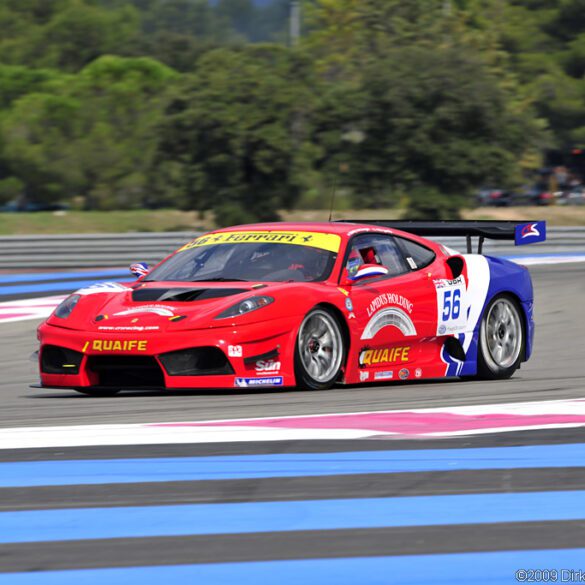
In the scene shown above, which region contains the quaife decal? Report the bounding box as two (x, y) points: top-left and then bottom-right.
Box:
(374, 371), (393, 380)
(82, 340), (147, 352)
(359, 346), (410, 367)
(255, 359), (281, 374)
(180, 231), (341, 253)
(234, 377), (283, 387)
(434, 276), (467, 335)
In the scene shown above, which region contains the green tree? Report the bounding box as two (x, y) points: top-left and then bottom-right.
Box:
(1, 56), (178, 209)
(306, 1), (544, 217)
(156, 46), (317, 224)
(0, 0), (140, 71)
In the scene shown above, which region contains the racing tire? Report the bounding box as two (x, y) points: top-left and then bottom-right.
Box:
(477, 295), (525, 380)
(294, 307), (345, 390)
(75, 388), (121, 397)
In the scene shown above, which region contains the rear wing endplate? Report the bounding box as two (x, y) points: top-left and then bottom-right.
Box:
(335, 220), (547, 254)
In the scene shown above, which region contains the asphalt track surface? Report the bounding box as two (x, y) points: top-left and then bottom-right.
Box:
(1, 263), (583, 428)
(1, 262), (585, 583)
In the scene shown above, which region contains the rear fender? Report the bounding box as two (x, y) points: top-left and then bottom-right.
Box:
(456, 255), (534, 377)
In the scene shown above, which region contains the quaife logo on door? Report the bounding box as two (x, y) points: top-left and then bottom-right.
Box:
(359, 346), (410, 367)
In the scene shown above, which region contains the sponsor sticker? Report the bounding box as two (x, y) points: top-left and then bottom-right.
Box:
(228, 345), (243, 358)
(113, 305), (175, 318)
(345, 298), (354, 312)
(434, 275), (467, 335)
(255, 359), (281, 375)
(359, 346), (410, 367)
(82, 339), (147, 353)
(347, 257), (361, 277)
(366, 293), (413, 317)
(361, 306), (417, 340)
(406, 257), (417, 270)
(398, 368), (410, 380)
(415, 368), (423, 378)
(234, 377), (284, 388)
(179, 231), (341, 253)
(514, 221), (546, 246)
(374, 371), (394, 380)
(359, 371), (370, 382)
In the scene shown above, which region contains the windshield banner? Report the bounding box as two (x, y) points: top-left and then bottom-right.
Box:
(179, 231), (341, 253)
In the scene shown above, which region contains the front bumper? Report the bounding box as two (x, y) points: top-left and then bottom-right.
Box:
(37, 317), (299, 390)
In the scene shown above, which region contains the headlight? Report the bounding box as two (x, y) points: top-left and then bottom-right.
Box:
(215, 295), (274, 319)
(54, 294), (80, 319)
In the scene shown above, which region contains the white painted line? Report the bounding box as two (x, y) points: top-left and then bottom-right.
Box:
(1, 398), (585, 448)
(509, 256), (585, 266)
(0, 425), (375, 449)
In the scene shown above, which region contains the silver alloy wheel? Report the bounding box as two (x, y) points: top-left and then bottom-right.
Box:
(298, 309), (343, 384)
(482, 297), (522, 370)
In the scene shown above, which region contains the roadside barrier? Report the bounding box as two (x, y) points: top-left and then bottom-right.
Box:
(0, 227), (584, 270)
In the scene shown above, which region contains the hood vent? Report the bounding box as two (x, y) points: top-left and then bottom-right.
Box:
(132, 287), (247, 303)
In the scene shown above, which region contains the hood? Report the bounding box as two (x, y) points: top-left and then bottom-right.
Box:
(47, 281), (270, 333)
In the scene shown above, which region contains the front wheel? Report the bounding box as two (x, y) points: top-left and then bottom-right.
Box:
(294, 308), (345, 390)
(477, 295), (525, 379)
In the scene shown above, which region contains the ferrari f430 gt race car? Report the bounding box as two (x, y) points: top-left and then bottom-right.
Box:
(36, 220), (545, 395)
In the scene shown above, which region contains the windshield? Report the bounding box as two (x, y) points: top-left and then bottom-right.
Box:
(145, 230), (341, 283)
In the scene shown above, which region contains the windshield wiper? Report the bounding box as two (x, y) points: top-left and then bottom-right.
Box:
(190, 278), (249, 282)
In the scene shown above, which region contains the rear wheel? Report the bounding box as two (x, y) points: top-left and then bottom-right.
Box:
(294, 308), (345, 390)
(477, 295), (524, 379)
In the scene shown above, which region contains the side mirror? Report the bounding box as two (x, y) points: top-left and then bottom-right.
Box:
(341, 263), (389, 285)
(130, 262), (150, 278)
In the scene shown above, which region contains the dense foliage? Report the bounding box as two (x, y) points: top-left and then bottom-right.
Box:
(0, 0), (582, 221)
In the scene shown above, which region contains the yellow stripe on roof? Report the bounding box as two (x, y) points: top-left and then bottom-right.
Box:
(179, 231), (341, 253)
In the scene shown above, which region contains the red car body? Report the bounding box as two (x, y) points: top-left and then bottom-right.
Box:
(37, 221), (536, 392)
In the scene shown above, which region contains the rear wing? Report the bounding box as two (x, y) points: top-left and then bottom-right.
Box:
(335, 220), (546, 254)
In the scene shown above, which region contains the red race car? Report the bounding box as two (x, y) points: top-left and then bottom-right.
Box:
(37, 220), (544, 395)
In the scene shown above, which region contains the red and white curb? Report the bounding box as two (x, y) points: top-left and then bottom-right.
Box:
(0, 296), (65, 324)
(2, 398), (585, 449)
